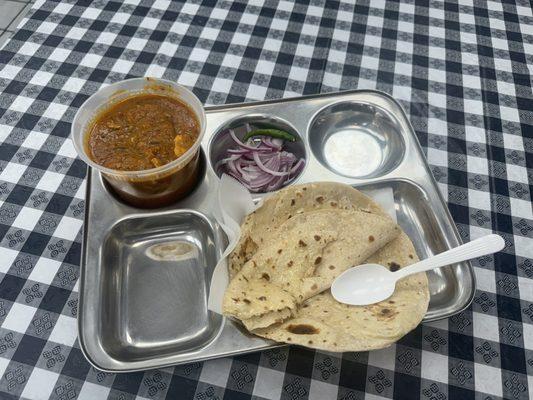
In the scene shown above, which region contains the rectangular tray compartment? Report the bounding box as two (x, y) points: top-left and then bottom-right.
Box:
(99, 211), (223, 362)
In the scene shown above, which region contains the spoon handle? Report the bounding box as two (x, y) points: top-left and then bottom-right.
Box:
(395, 234), (505, 279)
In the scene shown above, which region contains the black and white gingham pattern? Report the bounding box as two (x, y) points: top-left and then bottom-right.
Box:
(0, 0), (531, 399)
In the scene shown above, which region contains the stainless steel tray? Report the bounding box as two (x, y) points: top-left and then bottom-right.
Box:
(79, 90), (475, 372)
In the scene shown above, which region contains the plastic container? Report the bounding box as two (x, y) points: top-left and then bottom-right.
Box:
(72, 77), (206, 208)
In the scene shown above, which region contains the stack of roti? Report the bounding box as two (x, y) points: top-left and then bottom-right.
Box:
(223, 182), (429, 352)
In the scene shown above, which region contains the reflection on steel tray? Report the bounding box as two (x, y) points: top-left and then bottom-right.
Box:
(79, 90), (475, 372)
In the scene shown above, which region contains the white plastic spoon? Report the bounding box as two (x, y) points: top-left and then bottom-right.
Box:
(331, 234), (505, 306)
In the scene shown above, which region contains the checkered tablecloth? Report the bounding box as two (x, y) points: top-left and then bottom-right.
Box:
(0, 0), (531, 399)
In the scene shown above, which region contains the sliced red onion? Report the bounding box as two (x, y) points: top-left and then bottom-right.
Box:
(218, 126), (305, 192)
(252, 152), (290, 177)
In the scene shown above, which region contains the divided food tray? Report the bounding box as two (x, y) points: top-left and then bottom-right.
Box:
(79, 90), (475, 372)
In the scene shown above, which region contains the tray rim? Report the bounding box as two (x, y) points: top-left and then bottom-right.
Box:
(78, 88), (476, 372)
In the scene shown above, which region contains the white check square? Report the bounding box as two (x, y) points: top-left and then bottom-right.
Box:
(473, 312), (500, 342)
(322, 72), (341, 89)
(295, 44), (314, 58)
(474, 364), (502, 396)
(177, 71), (199, 87)
(189, 48), (210, 63)
(21, 367), (59, 400)
(113, 59), (134, 74)
(28, 258), (61, 285)
(421, 351), (448, 383)
(36, 170), (64, 193)
(48, 315), (78, 347)
(42, 103), (68, 121)
(252, 366), (284, 399)
(523, 323), (533, 351)
(0, 247), (18, 274)
(48, 48), (70, 63)
(18, 42), (40, 57)
(0, 163), (25, 184)
(81, 53), (102, 69)
(78, 381), (110, 400)
(62, 77), (86, 93)
(145, 64), (166, 79)
(474, 266), (496, 293)
(368, 345), (396, 371)
(289, 66), (308, 82)
(53, 216), (83, 241)
(127, 37), (148, 51)
(10, 96), (33, 113)
(309, 380), (338, 400)
(12, 207), (43, 232)
(466, 155), (488, 175)
(96, 31), (117, 46)
(139, 17), (160, 30)
(263, 38), (282, 52)
(256, 60), (275, 76)
(245, 84), (267, 101)
(468, 189), (491, 212)
(110, 12), (130, 25)
(29, 71), (54, 87)
(2, 303), (36, 334)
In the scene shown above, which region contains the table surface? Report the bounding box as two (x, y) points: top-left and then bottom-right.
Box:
(0, 0), (531, 399)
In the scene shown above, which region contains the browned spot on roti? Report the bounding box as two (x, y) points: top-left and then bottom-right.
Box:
(328, 265), (335, 270)
(330, 201), (337, 207)
(368, 235), (375, 242)
(286, 282), (290, 286)
(299, 240), (307, 247)
(408, 254), (414, 259)
(315, 196), (324, 204)
(231, 298), (239, 302)
(291, 199), (295, 206)
(258, 296), (266, 301)
(314, 256), (322, 265)
(381, 308), (390, 315)
(314, 235), (321, 241)
(287, 261), (293, 267)
(388, 262), (401, 272)
(302, 303), (308, 308)
(287, 337), (292, 341)
(288, 214), (292, 219)
(389, 300), (395, 304)
(277, 249), (282, 254)
(243, 299), (251, 304)
(286, 324), (319, 335)
(261, 273), (270, 281)
(311, 284), (318, 290)
(242, 276), (248, 282)
(308, 340), (313, 344)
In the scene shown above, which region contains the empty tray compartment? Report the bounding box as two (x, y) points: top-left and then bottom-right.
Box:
(99, 210), (223, 362)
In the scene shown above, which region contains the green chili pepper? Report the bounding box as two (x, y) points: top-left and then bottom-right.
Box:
(243, 129), (297, 142)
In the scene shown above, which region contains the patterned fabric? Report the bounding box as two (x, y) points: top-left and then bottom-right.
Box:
(0, 0), (531, 399)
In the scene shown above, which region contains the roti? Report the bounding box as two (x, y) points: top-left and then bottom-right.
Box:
(229, 182), (387, 278)
(223, 209), (400, 330)
(223, 182), (430, 351)
(252, 232), (429, 351)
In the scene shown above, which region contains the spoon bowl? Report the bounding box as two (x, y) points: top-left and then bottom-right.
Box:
(331, 263), (397, 305)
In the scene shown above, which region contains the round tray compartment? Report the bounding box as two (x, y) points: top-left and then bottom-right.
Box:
(308, 101), (405, 179)
(208, 115), (307, 189)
